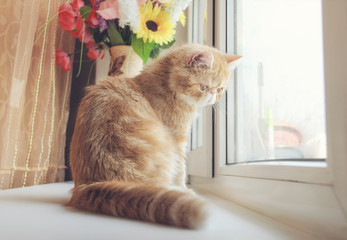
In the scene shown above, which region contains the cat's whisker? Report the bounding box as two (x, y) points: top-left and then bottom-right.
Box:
(212, 103), (218, 112)
(212, 102), (226, 116)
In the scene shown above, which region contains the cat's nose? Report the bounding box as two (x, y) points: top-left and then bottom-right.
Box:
(210, 90), (217, 95)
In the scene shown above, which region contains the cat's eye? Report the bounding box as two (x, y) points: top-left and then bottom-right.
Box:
(199, 84), (209, 92)
(217, 87), (224, 94)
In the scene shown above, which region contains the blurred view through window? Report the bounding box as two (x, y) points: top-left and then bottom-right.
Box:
(227, 0), (326, 163)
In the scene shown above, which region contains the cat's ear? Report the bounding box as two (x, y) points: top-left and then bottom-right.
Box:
(225, 55), (242, 71)
(188, 52), (214, 69)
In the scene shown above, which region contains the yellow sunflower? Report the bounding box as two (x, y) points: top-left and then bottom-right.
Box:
(179, 12), (186, 26)
(136, 3), (175, 45)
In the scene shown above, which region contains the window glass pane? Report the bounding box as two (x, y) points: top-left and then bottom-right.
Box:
(227, 0), (326, 163)
(190, 0), (208, 151)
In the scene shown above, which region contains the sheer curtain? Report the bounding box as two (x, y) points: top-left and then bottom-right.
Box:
(0, 0), (75, 189)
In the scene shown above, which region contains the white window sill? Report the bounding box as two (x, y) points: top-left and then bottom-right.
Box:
(0, 182), (316, 240)
(233, 160), (327, 167)
(190, 174), (347, 240)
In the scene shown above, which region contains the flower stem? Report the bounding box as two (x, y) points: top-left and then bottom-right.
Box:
(87, 61), (96, 86)
(33, 10), (65, 46)
(76, 23), (85, 78)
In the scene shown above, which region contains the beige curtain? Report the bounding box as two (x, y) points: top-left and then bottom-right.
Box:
(0, 0), (75, 189)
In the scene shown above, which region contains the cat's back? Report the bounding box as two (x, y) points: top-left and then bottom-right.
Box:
(71, 75), (175, 185)
(78, 76), (156, 125)
(84, 76), (144, 109)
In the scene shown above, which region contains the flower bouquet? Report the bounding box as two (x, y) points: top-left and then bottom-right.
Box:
(55, 0), (191, 72)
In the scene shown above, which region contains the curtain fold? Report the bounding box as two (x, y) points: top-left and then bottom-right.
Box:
(0, 0), (75, 189)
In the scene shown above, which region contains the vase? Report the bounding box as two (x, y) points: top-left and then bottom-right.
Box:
(108, 45), (143, 78)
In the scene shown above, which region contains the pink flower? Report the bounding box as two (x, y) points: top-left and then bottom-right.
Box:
(55, 49), (71, 71)
(86, 8), (100, 28)
(97, 0), (119, 20)
(58, 4), (77, 31)
(70, 0), (84, 12)
(70, 13), (93, 43)
(86, 42), (105, 60)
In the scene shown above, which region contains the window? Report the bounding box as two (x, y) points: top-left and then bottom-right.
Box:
(186, 0), (214, 177)
(213, 0), (330, 183)
(188, 0), (208, 152)
(227, 0), (326, 164)
(188, 1), (347, 238)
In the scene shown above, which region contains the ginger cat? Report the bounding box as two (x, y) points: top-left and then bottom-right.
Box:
(68, 43), (241, 228)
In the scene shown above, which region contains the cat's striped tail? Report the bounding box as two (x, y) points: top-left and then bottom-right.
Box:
(67, 181), (208, 229)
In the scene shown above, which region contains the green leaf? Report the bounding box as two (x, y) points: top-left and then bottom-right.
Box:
(131, 35), (155, 63)
(160, 39), (176, 49)
(150, 44), (160, 59)
(108, 21), (125, 46)
(79, 6), (91, 19)
(149, 40), (176, 59)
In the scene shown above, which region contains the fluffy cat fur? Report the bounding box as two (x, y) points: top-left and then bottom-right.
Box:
(68, 43), (241, 228)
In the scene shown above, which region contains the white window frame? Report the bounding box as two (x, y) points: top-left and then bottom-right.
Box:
(189, 0), (347, 238)
(186, 0), (214, 177)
